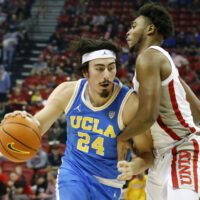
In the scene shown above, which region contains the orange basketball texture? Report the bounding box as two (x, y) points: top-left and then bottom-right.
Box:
(0, 115), (41, 162)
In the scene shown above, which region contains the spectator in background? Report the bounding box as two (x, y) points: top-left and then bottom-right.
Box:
(24, 68), (42, 90)
(124, 173), (147, 200)
(33, 54), (47, 69)
(8, 85), (27, 111)
(0, 180), (8, 200)
(56, 114), (67, 144)
(171, 50), (200, 94)
(49, 32), (63, 51)
(0, 166), (8, 184)
(31, 173), (47, 200)
(0, 5), (7, 25)
(48, 144), (63, 169)
(14, 165), (34, 199)
(2, 26), (19, 69)
(0, 65), (11, 117)
(27, 148), (48, 171)
(31, 89), (43, 104)
(176, 31), (187, 47)
(171, 51), (189, 69)
(54, 67), (69, 85)
(0, 65), (11, 98)
(7, 171), (29, 200)
(171, 50), (190, 77)
(0, 166), (8, 200)
(47, 121), (65, 143)
(92, 11), (106, 27)
(36, 170), (57, 200)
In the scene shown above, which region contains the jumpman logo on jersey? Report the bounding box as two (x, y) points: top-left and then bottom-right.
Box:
(113, 192), (117, 199)
(103, 51), (107, 55)
(74, 105), (81, 112)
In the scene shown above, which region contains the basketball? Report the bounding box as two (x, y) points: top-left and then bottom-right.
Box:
(0, 115), (41, 162)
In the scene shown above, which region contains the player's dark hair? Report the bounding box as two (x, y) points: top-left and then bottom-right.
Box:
(72, 38), (121, 75)
(138, 2), (174, 39)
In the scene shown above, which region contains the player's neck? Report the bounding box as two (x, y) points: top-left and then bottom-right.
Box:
(138, 37), (162, 54)
(87, 85), (114, 107)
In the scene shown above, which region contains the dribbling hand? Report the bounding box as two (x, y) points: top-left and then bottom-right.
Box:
(3, 111), (40, 127)
(4, 111), (32, 118)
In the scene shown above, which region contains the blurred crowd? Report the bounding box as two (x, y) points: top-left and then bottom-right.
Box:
(0, 0), (200, 199)
(0, 0), (34, 70)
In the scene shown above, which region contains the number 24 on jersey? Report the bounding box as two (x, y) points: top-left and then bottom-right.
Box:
(77, 132), (104, 156)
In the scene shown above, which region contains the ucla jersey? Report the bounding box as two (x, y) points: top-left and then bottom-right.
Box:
(62, 79), (133, 179)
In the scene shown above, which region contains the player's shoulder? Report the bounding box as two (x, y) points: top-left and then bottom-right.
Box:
(51, 80), (79, 100)
(57, 80), (78, 91)
(137, 47), (166, 65)
(136, 48), (167, 74)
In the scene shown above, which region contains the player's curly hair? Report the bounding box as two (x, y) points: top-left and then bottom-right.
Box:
(72, 38), (121, 75)
(138, 2), (174, 39)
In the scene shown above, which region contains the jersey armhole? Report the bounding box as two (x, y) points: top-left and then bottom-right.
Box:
(148, 46), (178, 86)
(118, 89), (134, 131)
(64, 80), (81, 115)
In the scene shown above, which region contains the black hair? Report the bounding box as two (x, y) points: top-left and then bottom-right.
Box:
(138, 2), (174, 39)
(72, 38), (121, 75)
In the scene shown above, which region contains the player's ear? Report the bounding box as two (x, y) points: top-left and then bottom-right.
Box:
(146, 24), (156, 35)
(83, 70), (88, 78)
(82, 62), (89, 78)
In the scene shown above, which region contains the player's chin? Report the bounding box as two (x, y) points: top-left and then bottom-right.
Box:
(127, 41), (133, 48)
(99, 89), (110, 98)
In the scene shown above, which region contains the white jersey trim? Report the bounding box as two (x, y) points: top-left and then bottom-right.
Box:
(64, 80), (81, 115)
(94, 175), (125, 188)
(148, 46), (179, 86)
(56, 169), (60, 200)
(118, 89), (134, 130)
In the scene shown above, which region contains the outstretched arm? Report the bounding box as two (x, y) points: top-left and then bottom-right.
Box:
(180, 78), (200, 124)
(34, 81), (76, 135)
(3, 81), (76, 136)
(34, 83), (70, 135)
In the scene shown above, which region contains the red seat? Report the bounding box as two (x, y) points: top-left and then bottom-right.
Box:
(2, 161), (16, 172)
(23, 168), (34, 183)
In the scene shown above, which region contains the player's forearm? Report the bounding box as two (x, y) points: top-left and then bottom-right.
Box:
(34, 114), (54, 136)
(130, 152), (153, 175)
(34, 106), (63, 136)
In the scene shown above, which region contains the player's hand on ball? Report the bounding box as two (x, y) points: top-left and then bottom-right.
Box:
(4, 110), (32, 119)
(117, 161), (134, 181)
(0, 111), (41, 162)
(3, 111), (40, 127)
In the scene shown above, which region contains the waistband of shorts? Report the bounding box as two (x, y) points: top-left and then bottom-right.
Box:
(94, 175), (125, 188)
(153, 134), (200, 157)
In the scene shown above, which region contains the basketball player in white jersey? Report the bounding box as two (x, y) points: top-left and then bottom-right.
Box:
(117, 2), (200, 200)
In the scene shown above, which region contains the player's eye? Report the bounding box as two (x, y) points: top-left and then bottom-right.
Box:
(96, 67), (104, 71)
(108, 65), (115, 71)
